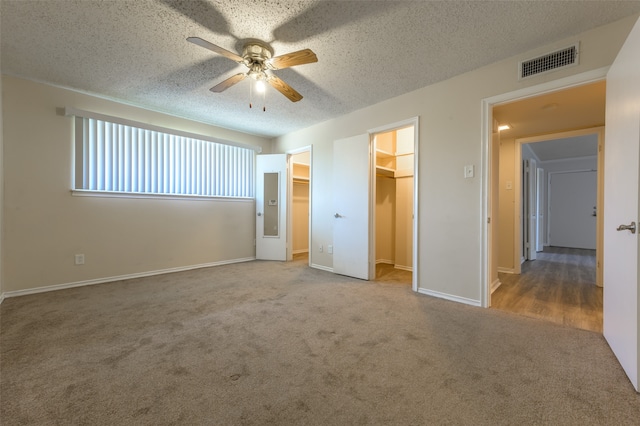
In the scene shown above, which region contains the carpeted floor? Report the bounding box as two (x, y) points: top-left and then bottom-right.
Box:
(1, 259), (638, 425)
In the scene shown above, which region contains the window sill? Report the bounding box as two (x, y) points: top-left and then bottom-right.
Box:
(71, 189), (254, 202)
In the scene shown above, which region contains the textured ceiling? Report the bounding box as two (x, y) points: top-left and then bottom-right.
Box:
(2, 1), (639, 138)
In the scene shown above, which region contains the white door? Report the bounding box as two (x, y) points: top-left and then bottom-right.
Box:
(604, 17), (640, 391)
(524, 159), (537, 260)
(536, 167), (545, 252)
(256, 154), (288, 261)
(548, 171), (597, 249)
(333, 134), (370, 280)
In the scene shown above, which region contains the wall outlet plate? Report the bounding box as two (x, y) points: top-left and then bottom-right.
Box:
(464, 165), (474, 178)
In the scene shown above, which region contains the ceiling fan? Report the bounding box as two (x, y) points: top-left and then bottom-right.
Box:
(187, 37), (318, 103)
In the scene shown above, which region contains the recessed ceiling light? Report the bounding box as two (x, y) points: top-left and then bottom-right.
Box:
(498, 124), (511, 131)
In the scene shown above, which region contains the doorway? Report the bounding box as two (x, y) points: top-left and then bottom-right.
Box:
(484, 78), (606, 331)
(288, 147), (312, 265)
(371, 124), (416, 288)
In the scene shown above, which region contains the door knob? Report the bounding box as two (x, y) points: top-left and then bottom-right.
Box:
(616, 221), (636, 234)
(334, 213), (342, 218)
(257, 212), (262, 217)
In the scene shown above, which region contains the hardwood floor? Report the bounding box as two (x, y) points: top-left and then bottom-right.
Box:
(375, 262), (412, 285)
(492, 247), (602, 333)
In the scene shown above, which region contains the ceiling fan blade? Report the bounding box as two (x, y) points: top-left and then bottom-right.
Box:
(268, 75), (303, 102)
(210, 73), (246, 92)
(267, 49), (318, 70)
(187, 37), (243, 63)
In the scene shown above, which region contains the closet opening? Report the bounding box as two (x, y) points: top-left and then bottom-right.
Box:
(372, 126), (415, 286)
(289, 148), (311, 265)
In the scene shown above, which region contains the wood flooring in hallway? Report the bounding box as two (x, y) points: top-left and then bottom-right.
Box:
(492, 247), (602, 333)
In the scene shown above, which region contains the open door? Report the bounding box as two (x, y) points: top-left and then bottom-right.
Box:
(256, 154), (288, 261)
(536, 167), (545, 252)
(603, 17), (640, 391)
(524, 158), (537, 260)
(333, 134), (370, 280)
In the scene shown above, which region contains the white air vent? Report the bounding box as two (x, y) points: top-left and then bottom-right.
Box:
(519, 43), (579, 80)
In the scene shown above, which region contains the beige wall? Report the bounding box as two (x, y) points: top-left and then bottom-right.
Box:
(274, 16), (637, 304)
(292, 182), (310, 253)
(498, 138), (517, 270)
(2, 76), (271, 293)
(0, 71), (3, 297)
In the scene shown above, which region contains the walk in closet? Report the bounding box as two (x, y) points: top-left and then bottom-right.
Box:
(291, 152), (310, 257)
(374, 127), (414, 275)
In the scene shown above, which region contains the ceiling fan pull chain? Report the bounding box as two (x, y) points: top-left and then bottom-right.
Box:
(249, 80), (253, 108)
(263, 90), (266, 112)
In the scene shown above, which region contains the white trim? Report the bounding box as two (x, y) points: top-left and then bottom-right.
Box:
(498, 267), (516, 274)
(376, 259), (394, 265)
(311, 263), (333, 273)
(2, 257), (255, 299)
(491, 278), (502, 294)
(417, 287), (481, 307)
(481, 67), (609, 309)
(71, 189), (255, 202)
(64, 107), (262, 153)
(541, 155), (597, 164)
(0, 293), (5, 305)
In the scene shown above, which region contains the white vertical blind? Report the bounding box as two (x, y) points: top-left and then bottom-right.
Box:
(76, 117), (255, 198)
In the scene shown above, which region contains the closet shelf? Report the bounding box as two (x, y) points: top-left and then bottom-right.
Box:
(376, 166), (395, 178)
(375, 148), (395, 158)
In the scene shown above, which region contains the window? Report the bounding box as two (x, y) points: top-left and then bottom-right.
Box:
(69, 109), (257, 198)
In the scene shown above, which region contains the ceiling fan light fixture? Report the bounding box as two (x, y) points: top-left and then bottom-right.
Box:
(255, 79), (266, 93)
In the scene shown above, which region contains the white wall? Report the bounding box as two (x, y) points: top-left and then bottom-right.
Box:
(2, 76), (271, 293)
(274, 15), (638, 304)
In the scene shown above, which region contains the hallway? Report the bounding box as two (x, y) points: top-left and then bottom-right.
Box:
(492, 247), (602, 332)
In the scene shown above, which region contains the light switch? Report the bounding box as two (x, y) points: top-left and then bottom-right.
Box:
(464, 165), (474, 178)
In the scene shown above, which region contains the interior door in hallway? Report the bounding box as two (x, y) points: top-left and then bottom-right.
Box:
(524, 158), (537, 260)
(333, 134), (370, 280)
(548, 171), (597, 249)
(256, 154), (288, 261)
(603, 16), (640, 391)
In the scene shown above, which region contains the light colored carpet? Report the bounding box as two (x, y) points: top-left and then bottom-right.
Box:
(1, 259), (638, 425)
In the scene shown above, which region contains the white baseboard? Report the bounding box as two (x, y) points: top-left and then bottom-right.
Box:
(311, 263), (333, 273)
(498, 267), (516, 274)
(0, 292), (5, 305)
(491, 278), (502, 293)
(394, 264), (413, 272)
(376, 259), (394, 265)
(292, 249), (309, 255)
(2, 257), (256, 299)
(417, 288), (481, 307)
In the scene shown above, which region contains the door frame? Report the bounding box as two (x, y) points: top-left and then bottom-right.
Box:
(481, 66), (608, 308)
(286, 145), (313, 265)
(513, 128), (603, 280)
(368, 117), (420, 292)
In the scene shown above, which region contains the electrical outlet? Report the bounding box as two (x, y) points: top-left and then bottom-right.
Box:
(464, 165), (474, 178)
(319, 245), (323, 253)
(75, 254), (85, 265)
